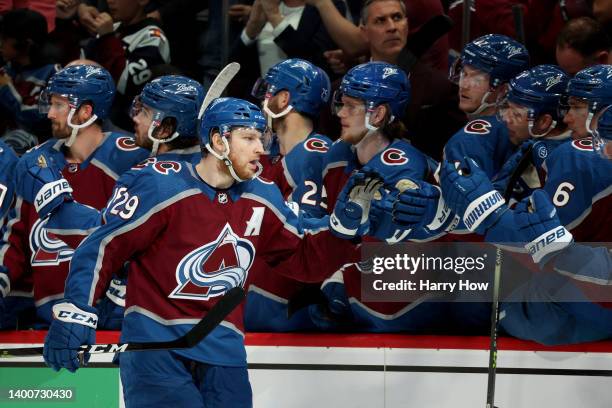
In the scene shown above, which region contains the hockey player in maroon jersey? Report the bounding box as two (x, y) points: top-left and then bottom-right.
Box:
(15, 75), (205, 329)
(42, 97), (378, 407)
(0, 64), (149, 327)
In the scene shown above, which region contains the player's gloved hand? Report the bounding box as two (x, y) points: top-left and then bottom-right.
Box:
(492, 139), (534, 195)
(329, 167), (384, 239)
(308, 271), (352, 331)
(43, 301), (97, 372)
(392, 178), (453, 232)
(16, 151), (72, 218)
(369, 190), (411, 243)
(439, 157), (506, 235)
(516, 190), (573, 266)
(96, 278), (126, 330)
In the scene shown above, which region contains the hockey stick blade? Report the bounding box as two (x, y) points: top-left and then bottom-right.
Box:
(198, 62), (241, 119)
(0, 286), (245, 358)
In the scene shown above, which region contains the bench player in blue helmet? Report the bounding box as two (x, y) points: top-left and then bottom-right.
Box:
(0, 64), (149, 327)
(28, 75), (205, 329)
(437, 96), (612, 345)
(246, 58), (334, 331)
(43, 97), (372, 406)
(310, 62), (460, 333)
(564, 64), (612, 141)
(491, 65), (572, 202)
(445, 34), (530, 179)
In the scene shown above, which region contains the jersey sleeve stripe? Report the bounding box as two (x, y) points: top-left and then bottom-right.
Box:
(86, 188), (201, 305)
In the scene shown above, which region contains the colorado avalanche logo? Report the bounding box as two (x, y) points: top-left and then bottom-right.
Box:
(304, 138), (329, 153)
(464, 119), (492, 134)
(116, 137), (139, 151)
(170, 224), (255, 300)
(29, 218), (73, 266)
(571, 139), (594, 152)
(381, 148), (409, 166)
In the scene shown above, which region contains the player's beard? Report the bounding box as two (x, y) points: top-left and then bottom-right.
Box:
(218, 155), (259, 181)
(51, 120), (71, 140)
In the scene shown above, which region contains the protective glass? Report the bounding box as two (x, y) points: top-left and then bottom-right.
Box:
(251, 78), (272, 101)
(39, 90), (72, 115)
(496, 96), (530, 126)
(331, 90), (366, 116)
(449, 59), (489, 90)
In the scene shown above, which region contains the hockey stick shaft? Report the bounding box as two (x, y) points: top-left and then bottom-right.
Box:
(198, 62), (241, 119)
(462, 0), (473, 49)
(512, 4), (526, 45)
(0, 287), (245, 358)
(486, 143), (535, 408)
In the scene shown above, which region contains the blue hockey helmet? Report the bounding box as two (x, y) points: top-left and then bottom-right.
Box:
(334, 61), (410, 129)
(134, 75), (204, 137)
(454, 34), (530, 88)
(39, 64), (115, 146)
(200, 97), (268, 182)
(252, 58), (331, 118)
(40, 64), (115, 120)
(593, 106), (612, 159)
(567, 65), (612, 113)
(200, 97), (267, 147)
(499, 65), (570, 135)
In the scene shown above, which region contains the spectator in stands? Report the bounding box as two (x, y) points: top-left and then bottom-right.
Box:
(81, 0), (171, 131)
(228, 0), (344, 99)
(307, 0), (465, 159)
(447, 0), (592, 66)
(0, 8), (60, 151)
(360, 0), (466, 159)
(0, 0), (56, 31)
(556, 17), (611, 75)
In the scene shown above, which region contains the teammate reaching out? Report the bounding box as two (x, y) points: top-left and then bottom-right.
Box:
(0, 64), (150, 327)
(246, 58), (333, 331)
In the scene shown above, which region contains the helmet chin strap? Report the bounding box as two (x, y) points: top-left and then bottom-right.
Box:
(528, 119), (556, 138)
(585, 110), (596, 138)
(147, 121), (180, 157)
(65, 107), (98, 147)
(467, 91), (496, 118)
(263, 98), (293, 129)
(205, 128), (262, 183)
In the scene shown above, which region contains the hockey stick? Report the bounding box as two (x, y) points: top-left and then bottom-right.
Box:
(0, 286), (245, 358)
(462, 0), (473, 49)
(512, 4), (525, 45)
(198, 62), (241, 120)
(397, 14), (453, 73)
(486, 143), (535, 408)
